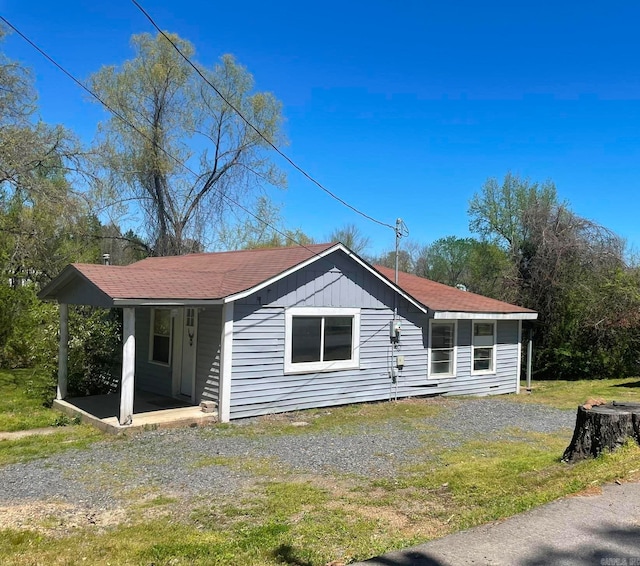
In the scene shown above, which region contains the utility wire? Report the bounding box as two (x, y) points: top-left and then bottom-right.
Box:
(0, 15), (320, 254)
(131, 0), (396, 232)
(1, 16), (413, 387)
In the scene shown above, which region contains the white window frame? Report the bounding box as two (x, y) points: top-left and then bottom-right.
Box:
(284, 307), (360, 374)
(149, 308), (172, 366)
(472, 320), (497, 375)
(428, 319), (457, 379)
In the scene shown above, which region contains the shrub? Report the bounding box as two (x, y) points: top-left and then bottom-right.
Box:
(67, 306), (122, 397)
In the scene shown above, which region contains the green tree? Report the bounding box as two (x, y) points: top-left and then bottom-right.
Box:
(373, 248), (416, 274)
(0, 26), (94, 284)
(415, 236), (474, 287)
(469, 172), (558, 261)
(90, 32), (286, 256)
(414, 236), (510, 298)
(469, 172), (639, 379)
(0, 27), (108, 376)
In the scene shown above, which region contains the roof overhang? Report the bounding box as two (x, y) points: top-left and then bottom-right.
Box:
(38, 264), (114, 307)
(112, 299), (224, 307)
(433, 311), (538, 320)
(224, 243), (428, 313)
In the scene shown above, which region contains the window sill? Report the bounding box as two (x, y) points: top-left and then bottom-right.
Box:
(284, 361), (359, 375)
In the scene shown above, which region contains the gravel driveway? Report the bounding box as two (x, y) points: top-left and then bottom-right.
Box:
(0, 398), (575, 513)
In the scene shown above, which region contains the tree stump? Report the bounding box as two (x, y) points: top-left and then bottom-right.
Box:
(562, 402), (640, 463)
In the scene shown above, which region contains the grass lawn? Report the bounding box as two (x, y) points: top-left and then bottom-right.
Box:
(0, 367), (65, 431)
(0, 367), (105, 464)
(0, 376), (639, 565)
(515, 376), (640, 409)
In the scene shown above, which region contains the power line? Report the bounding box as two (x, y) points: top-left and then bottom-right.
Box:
(130, 0), (396, 232)
(0, 15), (319, 255)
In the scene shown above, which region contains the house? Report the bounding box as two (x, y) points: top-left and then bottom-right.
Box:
(39, 242), (537, 427)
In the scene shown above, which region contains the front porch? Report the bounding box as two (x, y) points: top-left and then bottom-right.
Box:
(53, 390), (218, 435)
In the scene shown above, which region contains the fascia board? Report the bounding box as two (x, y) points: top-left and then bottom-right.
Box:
(433, 311), (538, 320)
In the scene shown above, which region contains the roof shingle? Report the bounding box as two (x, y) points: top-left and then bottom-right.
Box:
(69, 243), (335, 301)
(374, 265), (535, 314)
(42, 243), (535, 315)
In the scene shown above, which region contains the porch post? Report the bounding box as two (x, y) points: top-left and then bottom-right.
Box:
(56, 303), (68, 400)
(218, 302), (234, 423)
(516, 319), (522, 394)
(118, 307), (135, 426)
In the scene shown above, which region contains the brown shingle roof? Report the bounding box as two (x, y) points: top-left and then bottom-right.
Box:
(374, 265), (535, 315)
(68, 243), (336, 301)
(42, 242), (535, 315)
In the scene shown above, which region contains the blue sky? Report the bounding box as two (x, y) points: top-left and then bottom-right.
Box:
(2, 0), (640, 255)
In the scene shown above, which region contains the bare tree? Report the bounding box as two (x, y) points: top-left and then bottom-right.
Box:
(327, 223), (371, 254)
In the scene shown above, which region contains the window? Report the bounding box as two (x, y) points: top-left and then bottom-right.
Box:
(429, 321), (456, 377)
(472, 321), (496, 374)
(150, 308), (172, 364)
(285, 308), (360, 373)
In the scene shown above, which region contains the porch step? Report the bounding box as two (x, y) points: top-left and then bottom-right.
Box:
(53, 399), (218, 435)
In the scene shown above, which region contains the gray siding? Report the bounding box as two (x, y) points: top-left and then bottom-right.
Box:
(227, 254), (446, 419)
(229, 304), (440, 419)
(56, 279), (112, 307)
(130, 255), (523, 416)
(435, 319), (520, 397)
(222, 251), (523, 418)
(195, 305), (223, 404)
(134, 308), (172, 396)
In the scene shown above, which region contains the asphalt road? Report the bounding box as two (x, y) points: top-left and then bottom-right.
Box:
(353, 480), (640, 566)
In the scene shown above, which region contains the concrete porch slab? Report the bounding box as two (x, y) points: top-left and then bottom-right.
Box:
(53, 391), (218, 434)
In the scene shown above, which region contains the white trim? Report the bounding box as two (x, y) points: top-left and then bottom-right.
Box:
(114, 299), (223, 307)
(219, 302), (234, 423)
(119, 307), (135, 426)
(516, 319), (522, 394)
(170, 310), (184, 396)
(224, 243), (427, 313)
(433, 311), (538, 320)
(428, 319), (457, 379)
(471, 320), (497, 375)
(149, 308), (172, 366)
(182, 307), (198, 401)
(284, 307), (361, 374)
(56, 303), (68, 400)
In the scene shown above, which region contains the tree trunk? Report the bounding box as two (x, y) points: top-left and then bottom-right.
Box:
(562, 402), (640, 463)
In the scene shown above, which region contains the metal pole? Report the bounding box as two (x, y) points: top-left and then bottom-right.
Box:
(526, 328), (533, 391)
(393, 219), (401, 401)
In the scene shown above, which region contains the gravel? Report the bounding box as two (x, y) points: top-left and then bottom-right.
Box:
(0, 397), (575, 511)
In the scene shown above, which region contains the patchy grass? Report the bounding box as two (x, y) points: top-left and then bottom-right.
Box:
(2, 382), (640, 565)
(0, 367), (106, 465)
(191, 455), (282, 476)
(227, 397), (448, 437)
(0, 368), (59, 431)
(3, 438), (639, 566)
(385, 433), (640, 532)
(0, 426), (105, 466)
(516, 377), (640, 409)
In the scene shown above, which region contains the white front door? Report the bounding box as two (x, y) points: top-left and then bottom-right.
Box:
(180, 308), (198, 399)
